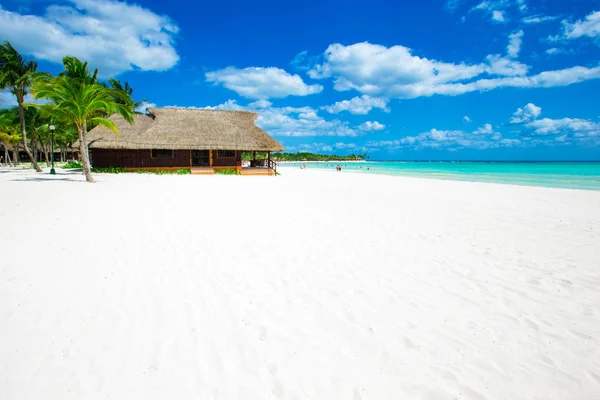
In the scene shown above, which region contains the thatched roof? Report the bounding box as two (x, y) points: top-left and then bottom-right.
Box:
(85, 108), (284, 152)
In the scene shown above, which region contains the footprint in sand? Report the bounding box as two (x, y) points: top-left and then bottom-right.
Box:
(519, 317), (539, 330)
(353, 388), (364, 400)
(403, 337), (417, 350)
(259, 326), (267, 341)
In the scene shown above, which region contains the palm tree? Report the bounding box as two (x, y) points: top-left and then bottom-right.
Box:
(32, 70), (134, 183)
(54, 124), (79, 162)
(20, 106), (53, 165)
(59, 56), (99, 84)
(0, 41), (43, 171)
(106, 78), (146, 112)
(0, 109), (22, 167)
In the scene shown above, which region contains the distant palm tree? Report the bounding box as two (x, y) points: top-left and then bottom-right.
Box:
(22, 106), (53, 165)
(0, 109), (22, 166)
(32, 66), (135, 183)
(106, 78), (147, 112)
(59, 56), (99, 85)
(0, 41), (43, 171)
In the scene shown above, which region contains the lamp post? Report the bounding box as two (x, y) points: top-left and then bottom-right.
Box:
(49, 125), (56, 175)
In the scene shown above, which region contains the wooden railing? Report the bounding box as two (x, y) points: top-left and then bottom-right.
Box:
(268, 159), (278, 175)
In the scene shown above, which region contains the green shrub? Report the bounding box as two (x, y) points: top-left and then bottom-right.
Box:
(89, 167), (192, 175)
(138, 169), (191, 175)
(214, 168), (240, 175)
(62, 161), (83, 169)
(91, 167), (126, 174)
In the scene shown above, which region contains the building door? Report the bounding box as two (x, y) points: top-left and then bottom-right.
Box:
(191, 150), (210, 166)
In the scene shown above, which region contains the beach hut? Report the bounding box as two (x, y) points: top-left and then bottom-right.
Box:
(85, 107), (284, 175)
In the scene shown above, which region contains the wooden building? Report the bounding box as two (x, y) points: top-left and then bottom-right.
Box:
(85, 108), (284, 175)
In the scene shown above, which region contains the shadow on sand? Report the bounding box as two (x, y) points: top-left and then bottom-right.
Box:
(7, 169), (85, 182)
(10, 176), (85, 182)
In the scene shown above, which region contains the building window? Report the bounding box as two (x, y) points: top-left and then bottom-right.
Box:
(217, 150), (235, 158)
(152, 149), (173, 158)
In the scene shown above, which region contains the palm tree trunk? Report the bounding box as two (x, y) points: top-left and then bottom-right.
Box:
(3, 148), (8, 165)
(42, 144), (50, 166)
(13, 147), (19, 167)
(18, 99), (43, 172)
(78, 123), (94, 183)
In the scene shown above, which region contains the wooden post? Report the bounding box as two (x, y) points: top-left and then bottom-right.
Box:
(209, 150), (213, 167)
(268, 152), (272, 174)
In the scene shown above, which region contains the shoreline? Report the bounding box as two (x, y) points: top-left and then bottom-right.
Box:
(276, 160), (367, 163)
(279, 163), (600, 191)
(280, 167), (600, 193)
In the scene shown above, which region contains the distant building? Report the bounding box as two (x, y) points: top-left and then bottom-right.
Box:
(85, 108), (283, 175)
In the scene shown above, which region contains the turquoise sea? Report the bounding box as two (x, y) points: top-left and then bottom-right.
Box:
(280, 161), (600, 190)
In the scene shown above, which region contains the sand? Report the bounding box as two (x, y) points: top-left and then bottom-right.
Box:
(1, 167), (599, 399)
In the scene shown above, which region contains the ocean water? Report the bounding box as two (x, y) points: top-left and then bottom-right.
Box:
(280, 161), (600, 190)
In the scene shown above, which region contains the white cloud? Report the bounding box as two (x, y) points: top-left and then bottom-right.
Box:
(507, 30), (524, 58)
(563, 11), (600, 40)
(322, 95), (389, 115)
(285, 141), (369, 154)
(296, 142), (334, 153)
(291, 50), (308, 68)
(201, 99), (359, 137)
(470, 1), (509, 22)
(546, 48), (562, 55)
(510, 103), (542, 123)
(525, 118), (600, 136)
(359, 121), (385, 131)
(492, 10), (506, 22)
(522, 14), (557, 24)
(464, 115), (472, 122)
(334, 142), (359, 150)
(474, 123), (494, 134)
(366, 124), (519, 151)
(363, 111), (600, 151)
(472, 1), (497, 12)
(306, 42), (600, 100)
(0, 0), (179, 77)
(485, 54), (528, 76)
(308, 42), (486, 83)
(257, 107), (357, 137)
(205, 67), (323, 99)
(445, 0), (464, 12)
(247, 99), (273, 109)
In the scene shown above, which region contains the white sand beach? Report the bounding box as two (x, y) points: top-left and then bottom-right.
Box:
(1, 167), (599, 399)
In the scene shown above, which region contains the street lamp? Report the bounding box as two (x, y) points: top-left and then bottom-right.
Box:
(49, 125), (56, 175)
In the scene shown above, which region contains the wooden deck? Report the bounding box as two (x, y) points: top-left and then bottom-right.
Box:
(240, 167), (276, 176)
(190, 167), (215, 175)
(190, 167), (275, 176)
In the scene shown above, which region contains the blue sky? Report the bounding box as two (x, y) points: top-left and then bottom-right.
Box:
(1, 0), (599, 160)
